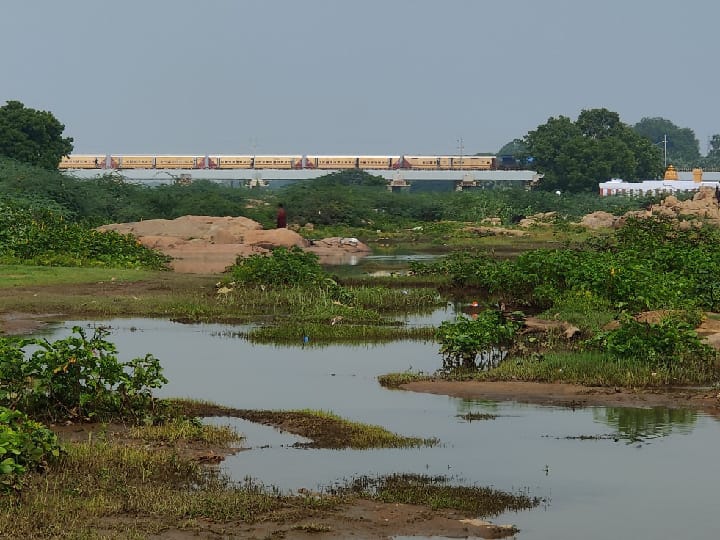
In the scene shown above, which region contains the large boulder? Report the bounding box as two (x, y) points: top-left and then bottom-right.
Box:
(97, 216), (364, 273)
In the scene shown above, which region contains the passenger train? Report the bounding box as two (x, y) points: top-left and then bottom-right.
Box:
(58, 154), (499, 171)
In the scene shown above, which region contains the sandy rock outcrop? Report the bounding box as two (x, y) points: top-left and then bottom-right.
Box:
(579, 211), (619, 230)
(98, 215), (370, 274)
(647, 187), (720, 224)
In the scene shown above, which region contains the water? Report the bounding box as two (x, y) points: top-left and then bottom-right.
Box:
(41, 318), (720, 540)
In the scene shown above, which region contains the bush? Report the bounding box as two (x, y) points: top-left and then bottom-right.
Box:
(0, 407), (61, 492)
(591, 313), (717, 376)
(0, 198), (170, 269)
(436, 310), (522, 371)
(230, 246), (332, 288)
(0, 326), (167, 422)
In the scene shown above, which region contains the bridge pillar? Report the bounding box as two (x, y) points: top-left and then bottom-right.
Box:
(387, 173), (411, 192)
(244, 176), (268, 188)
(454, 173), (478, 191)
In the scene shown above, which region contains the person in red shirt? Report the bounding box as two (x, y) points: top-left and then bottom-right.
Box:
(276, 203), (287, 228)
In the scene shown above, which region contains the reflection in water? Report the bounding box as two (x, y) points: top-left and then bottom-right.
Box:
(593, 406), (697, 443)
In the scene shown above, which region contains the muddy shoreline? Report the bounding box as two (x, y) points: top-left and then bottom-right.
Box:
(401, 379), (720, 415)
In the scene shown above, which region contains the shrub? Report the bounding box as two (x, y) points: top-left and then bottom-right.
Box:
(436, 310), (522, 370)
(0, 407), (61, 492)
(230, 246), (332, 288)
(0, 326), (167, 422)
(590, 313), (717, 376)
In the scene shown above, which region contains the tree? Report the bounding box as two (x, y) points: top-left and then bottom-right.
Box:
(703, 134), (720, 168)
(525, 108), (663, 192)
(633, 117), (701, 168)
(0, 101), (73, 169)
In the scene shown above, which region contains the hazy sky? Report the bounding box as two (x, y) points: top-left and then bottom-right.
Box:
(2, 0), (717, 156)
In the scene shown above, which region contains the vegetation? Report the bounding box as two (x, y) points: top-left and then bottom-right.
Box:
(0, 326), (167, 423)
(0, 407), (61, 492)
(0, 199), (170, 269)
(436, 310), (522, 370)
(411, 216), (720, 385)
(633, 117), (701, 169)
(231, 409), (438, 449)
(525, 108), (663, 192)
(0, 432), (346, 539)
(344, 473), (540, 517)
(0, 101), (73, 170)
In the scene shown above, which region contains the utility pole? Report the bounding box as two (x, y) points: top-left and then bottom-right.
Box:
(662, 134), (668, 168)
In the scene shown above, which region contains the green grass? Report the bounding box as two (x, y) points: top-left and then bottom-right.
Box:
(130, 417), (244, 446)
(344, 473), (540, 518)
(472, 350), (720, 387)
(0, 264), (157, 287)
(244, 322), (435, 345)
(232, 409), (439, 449)
(377, 371), (433, 388)
(0, 439), (346, 539)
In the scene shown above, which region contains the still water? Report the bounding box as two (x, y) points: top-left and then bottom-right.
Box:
(42, 318), (720, 540)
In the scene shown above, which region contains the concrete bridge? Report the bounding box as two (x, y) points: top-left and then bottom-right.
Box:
(64, 167), (542, 190)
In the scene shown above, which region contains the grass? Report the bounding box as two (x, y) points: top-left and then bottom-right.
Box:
(342, 473), (541, 518)
(130, 417), (244, 446)
(377, 371), (433, 388)
(468, 350), (720, 387)
(0, 438), (346, 539)
(244, 322), (436, 345)
(231, 409), (439, 449)
(0, 265), (157, 287)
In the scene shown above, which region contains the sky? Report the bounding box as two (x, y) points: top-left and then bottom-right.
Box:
(2, 0), (718, 157)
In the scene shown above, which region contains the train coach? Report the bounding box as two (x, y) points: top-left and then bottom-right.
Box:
(305, 156), (401, 169)
(59, 154), (107, 169)
(59, 153), (498, 171)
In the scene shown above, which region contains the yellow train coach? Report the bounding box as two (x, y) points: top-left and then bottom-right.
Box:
(110, 156), (154, 169)
(358, 156), (400, 169)
(307, 156), (358, 169)
(253, 156), (302, 169)
(211, 156), (253, 169)
(154, 156), (198, 169)
(59, 155), (106, 169)
(452, 156), (495, 170)
(401, 156), (444, 169)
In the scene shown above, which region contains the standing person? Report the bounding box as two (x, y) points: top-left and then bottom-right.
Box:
(276, 203), (287, 228)
(715, 185), (720, 206)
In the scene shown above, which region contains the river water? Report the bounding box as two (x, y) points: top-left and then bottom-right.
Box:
(40, 318), (720, 540)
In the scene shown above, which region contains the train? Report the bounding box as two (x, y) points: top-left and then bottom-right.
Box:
(58, 154), (501, 171)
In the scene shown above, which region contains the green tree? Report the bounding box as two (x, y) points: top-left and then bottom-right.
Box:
(703, 134), (720, 168)
(633, 117), (701, 168)
(525, 108), (663, 192)
(0, 101), (73, 169)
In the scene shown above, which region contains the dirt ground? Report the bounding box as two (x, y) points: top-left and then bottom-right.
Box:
(401, 380), (720, 416)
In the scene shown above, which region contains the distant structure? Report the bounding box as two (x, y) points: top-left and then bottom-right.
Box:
(598, 166), (720, 196)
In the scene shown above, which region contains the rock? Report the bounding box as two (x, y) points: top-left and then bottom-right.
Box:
(579, 211), (617, 229)
(97, 216), (368, 273)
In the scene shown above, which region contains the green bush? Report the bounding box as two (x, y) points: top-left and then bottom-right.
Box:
(0, 198), (170, 269)
(0, 326), (167, 422)
(591, 313), (717, 375)
(230, 246), (333, 288)
(436, 310), (522, 370)
(0, 407), (61, 492)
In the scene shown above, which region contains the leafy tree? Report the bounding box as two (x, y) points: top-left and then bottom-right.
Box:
(703, 134), (720, 168)
(0, 101), (73, 169)
(525, 108), (663, 192)
(633, 117), (701, 168)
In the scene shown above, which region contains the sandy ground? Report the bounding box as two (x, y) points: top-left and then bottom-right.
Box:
(402, 380), (720, 415)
